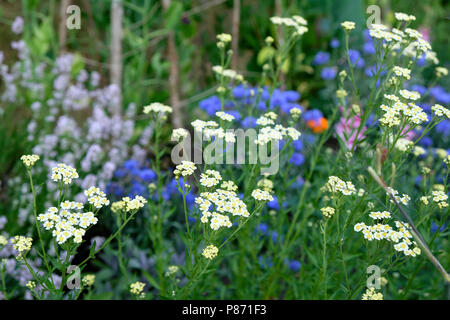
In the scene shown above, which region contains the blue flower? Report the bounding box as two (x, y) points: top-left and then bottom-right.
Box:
(232, 85), (250, 99)
(312, 51), (330, 65)
(436, 120), (450, 136)
(289, 153), (305, 166)
(303, 109), (323, 121)
(293, 140), (304, 152)
(363, 42), (375, 55)
(199, 95), (221, 116)
(321, 67), (337, 80)
(330, 38), (340, 48)
(268, 196), (280, 210)
(138, 169), (156, 182)
(419, 136), (433, 148)
(348, 49), (364, 68)
(255, 223), (269, 235)
(241, 116), (257, 128)
(123, 159), (140, 171)
(431, 222), (446, 233)
(114, 167), (128, 179)
(289, 260), (301, 272)
(258, 256), (273, 269)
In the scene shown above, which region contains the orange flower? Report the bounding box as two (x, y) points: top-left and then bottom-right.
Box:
(306, 117), (328, 133)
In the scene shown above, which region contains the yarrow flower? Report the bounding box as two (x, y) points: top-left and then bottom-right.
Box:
(394, 12), (416, 22)
(257, 179), (274, 193)
(362, 287), (383, 300)
(26, 281), (36, 290)
(174, 161), (197, 177)
(143, 102), (172, 115)
(320, 207), (335, 218)
(120, 195), (147, 212)
(165, 265), (179, 277)
(216, 33), (232, 43)
(84, 186), (110, 209)
(399, 89), (420, 101)
(51, 163), (79, 184)
(38, 202), (97, 244)
(0, 235), (7, 246)
(368, 211), (391, 220)
(431, 190), (448, 209)
(341, 21), (355, 31)
(324, 176), (356, 196)
(202, 245), (219, 260)
(20, 154), (40, 168)
(10, 236), (33, 259)
(354, 219), (421, 257)
(431, 104), (450, 118)
(200, 170), (222, 188)
(216, 111), (235, 122)
(251, 189), (274, 202)
(130, 281), (146, 298)
(171, 128), (189, 141)
(270, 16), (308, 35)
(392, 66), (411, 79)
(82, 274), (96, 287)
(386, 187), (411, 206)
(221, 180), (238, 192)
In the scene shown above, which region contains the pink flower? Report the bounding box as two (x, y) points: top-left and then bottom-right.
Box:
(418, 26), (430, 43)
(335, 107), (367, 150)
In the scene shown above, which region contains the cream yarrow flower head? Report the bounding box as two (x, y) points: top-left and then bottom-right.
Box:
(38, 201), (96, 244)
(84, 186), (110, 209)
(202, 245), (219, 260)
(216, 33), (232, 43)
(320, 207), (335, 218)
(216, 111), (235, 122)
(26, 281), (36, 290)
(0, 235), (7, 246)
(394, 12), (416, 22)
(200, 170), (222, 188)
(431, 104), (450, 118)
(324, 176), (356, 196)
(121, 195), (147, 212)
(251, 189), (274, 202)
(143, 102), (172, 115)
(130, 281), (146, 298)
(341, 21), (355, 31)
(20, 154), (40, 168)
(174, 161), (196, 178)
(362, 287), (383, 300)
(11, 236), (32, 259)
(82, 274), (96, 287)
(171, 128), (189, 141)
(51, 163), (79, 185)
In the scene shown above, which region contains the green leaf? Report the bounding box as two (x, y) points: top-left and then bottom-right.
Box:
(164, 2), (183, 30)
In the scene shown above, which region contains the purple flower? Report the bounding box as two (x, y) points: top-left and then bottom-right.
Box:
(289, 153), (305, 166)
(321, 67), (337, 80)
(313, 51), (330, 65)
(289, 260), (301, 272)
(11, 16), (24, 34)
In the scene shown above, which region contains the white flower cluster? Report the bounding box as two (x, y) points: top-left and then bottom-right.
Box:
(379, 100), (428, 127)
(10, 236), (33, 258)
(386, 187), (411, 205)
(174, 160), (197, 177)
(212, 66), (243, 81)
(38, 201), (97, 244)
(121, 195), (147, 212)
(202, 245), (219, 260)
(431, 104), (450, 118)
(320, 207), (335, 218)
(362, 287), (383, 300)
(392, 66), (411, 79)
(394, 12), (416, 22)
(20, 154), (40, 168)
(221, 180), (238, 192)
(341, 21), (355, 31)
(143, 102), (172, 115)
(171, 128), (189, 141)
(270, 16), (308, 35)
(196, 186), (249, 231)
(216, 111), (235, 122)
(216, 33), (232, 43)
(84, 186), (110, 209)
(399, 89), (420, 101)
(354, 221), (421, 257)
(254, 114), (301, 145)
(369, 24), (402, 42)
(51, 163), (79, 184)
(200, 170), (222, 188)
(251, 188), (274, 202)
(394, 138), (413, 152)
(431, 190), (448, 209)
(368, 211), (391, 220)
(191, 119), (236, 143)
(324, 176), (356, 196)
(130, 281), (146, 297)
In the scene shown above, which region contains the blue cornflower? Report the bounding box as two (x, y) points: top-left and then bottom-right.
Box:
(321, 67), (337, 80)
(312, 51), (330, 65)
